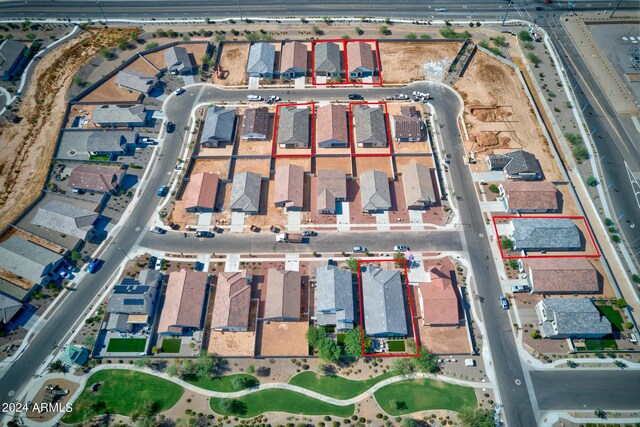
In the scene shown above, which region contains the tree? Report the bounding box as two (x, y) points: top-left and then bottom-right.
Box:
(493, 35), (506, 47)
(118, 37), (128, 50)
(247, 364), (255, 374)
(518, 30), (532, 42)
(317, 338), (341, 363)
(526, 52), (541, 66)
(488, 184), (499, 193)
(201, 53), (212, 67)
(392, 357), (415, 375)
(500, 237), (514, 251)
(312, 25), (322, 35)
(393, 251), (406, 268)
(379, 25), (390, 35)
(508, 259), (519, 270)
(134, 356), (150, 368)
(346, 257), (359, 273)
(84, 335), (96, 347)
(231, 375), (249, 390)
(632, 274), (640, 284)
(166, 364), (179, 377)
(594, 408), (606, 419)
(402, 418), (417, 427)
(415, 348), (439, 373)
(530, 330), (541, 339)
(355, 27), (364, 35)
(343, 327), (369, 358)
(586, 176), (598, 187)
(457, 406), (493, 427)
(48, 360), (67, 373)
(98, 47), (112, 60)
(306, 325), (326, 349)
(145, 42), (159, 49)
(71, 250), (82, 261)
(218, 398), (246, 415)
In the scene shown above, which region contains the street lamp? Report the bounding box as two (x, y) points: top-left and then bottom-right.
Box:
(96, 0), (108, 25)
(117, 246), (132, 261)
(236, 0), (243, 21)
(501, 0), (513, 26)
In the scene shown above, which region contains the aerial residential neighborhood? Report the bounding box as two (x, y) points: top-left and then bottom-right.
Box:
(0, 2), (639, 427)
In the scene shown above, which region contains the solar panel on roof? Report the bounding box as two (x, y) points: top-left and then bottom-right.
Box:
(123, 298), (144, 305)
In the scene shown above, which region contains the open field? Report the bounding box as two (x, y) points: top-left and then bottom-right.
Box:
(379, 41), (462, 83)
(288, 371), (396, 400)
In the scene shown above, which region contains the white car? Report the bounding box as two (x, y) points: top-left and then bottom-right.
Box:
(394, 245), (409, 251)
(247, 94), (263, 101)
(155, 258), (164, 270)
(352, 246), (367, 253)
(149, 226), (166, 234)
(395, 94), (409, 100)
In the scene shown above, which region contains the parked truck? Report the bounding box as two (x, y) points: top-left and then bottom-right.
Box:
(276, 233), (303, 243)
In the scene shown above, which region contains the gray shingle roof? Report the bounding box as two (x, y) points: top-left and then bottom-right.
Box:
(107, 270), (162, 315)
(538, 298), (611, 338)
(247, 43), (275, 75)
(0, 236), (63, 285)
(31, 199), (98, 241)
(200, 106), (236, 145)
(229, 171), (262, 213)
(362, 266), (407, 336)
(92, 104), (146, 126)
(487, 150), (542, 178)
(360, 170), (392, 211)
(353, 105), (387, 146)
(314, 42), (341, 74)
(164, 46), (194, 72)
(0, 292), (22, 325)
(511, 218), (581, 251)
(316, 264), (354, 330)
(115, 69), (158, 94)
(57, 130), (135, 160)
(276, 106), (309, 147)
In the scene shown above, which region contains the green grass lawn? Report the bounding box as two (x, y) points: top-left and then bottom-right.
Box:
(210, 389), (354, 418)
(585, 335), (618, 351)
(387, 340), (406, 352)
(160, 338), (182, 353)
(337, 333), (346, 345)
(106, 338), (146, 352)
(186, 374), (259, 392)
(62, 370), (183, 424)
(374, 378), (477, 416)
(288, 371), (396, 400)
(89, 154), (111, 161)
(596, 305), (624, 332)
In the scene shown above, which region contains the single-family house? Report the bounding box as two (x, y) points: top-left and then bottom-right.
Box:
(105, 270), (162, 332)
(0, 293), (23, 328)
(401, 162), (437, 209)
(314, 42), (342, 77)
(211, 270), (251, 332)
(60, 345), (89, 366)
(68, 164), (126, 194)
(280, 41), (307, 78)
(199, 106), (236, 148)
(316, 104), (349, 148)
(274, 164), (304, 211)
(56, 130), (137, 161)
(316, 169), (347, 214)
(360, 170), (391, 212)
(0, 278), (30, 303)
(511, 218), (581, 251)
(246, 43), (275, 78)
(229, 172), (262, 213)
(184, 172), (219, 213)
(536, 298), (611, 339)
(164, 46), (195, 75)
(353, 105), (387, 148)
(486, 150), (543, 180)
(115, 69), (158, 94)
(499, 181), (559, 213)
(263, 268), (301, 321)
(0, 39), (27, 81)
(391, 114), (421, 142)
(157, 269), (209, 335)
(346, 42), (375, 78)
(92, 104), (147, 128)
(277, 106), (309, 148)
(0, 236), (65, 286)
(31, 199), (99, 242)
(521, 258), (599, 294)
(418, 268), (462, 326)
(316, 264), (354, 331)
(361, 266), (407, 337)
(241, 107), (269, 140)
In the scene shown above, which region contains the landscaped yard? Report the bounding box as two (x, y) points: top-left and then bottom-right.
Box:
(596, 305), (624, 332)
(106, 338), (146, 352)
(160, 338), (182, 353)
(387, 340), (406, 352)
(210, 389), (354, 418)
(584, 335), (618, 351)
(288, 371), (396, 400)
(186, 374), (259, 392)
(62, 370), (184, 424)
(374, 378), (477, 416)
(337, 333), (346, 345)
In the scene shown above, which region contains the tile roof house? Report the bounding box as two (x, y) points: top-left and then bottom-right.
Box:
(211, 270), (251, 331)
(241, 107), (269, 140)
(229, 172), (262, 213)
(314, 42), (342, 77)
(0, 39), (27, 81)
(280, 41), (308, 78)
(277, 106), (309, 148)
(31, 199), (99, 241)
(199, 106), (236, 148)
(499, 181), (559, 213)
(346, 42), (375, 78)
(316, 169), (347, 214)
(92, 104), (147, 128)
(316, 264), (355, 331)
(274, 164), (304, 211)
(157, 269), (209, 335)
(511, 218), (581, 251)
(536, 298), (611, 339)
(56, 130), (136, 161)
(0, 236), (65, 286)
(360, 170), (392, 212)
(115, 69), (158, 94)
(522, 258), (599, 294)
(486, 150), (543, 180)
(164, 46), (195, 75)
(401, 162), (437, 209)
(361, 266), (407, 337)
(400, 106), (418, 117)
(0, 293), (23, 327)
(316, 104), (349, 148)
(106, 270), (162, 332)
(353, 105), (388, 148)
(263, 268), (301, 321)
(68, 164), (125, 194)
(391, 115), (421, 142)
(418, 268), (462, 326)
(246, 43), (275, 78)
(184, 172), (219, 212)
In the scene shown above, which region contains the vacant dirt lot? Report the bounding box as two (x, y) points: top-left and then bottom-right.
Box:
(256, 321), (309, 357)
(0, 27), (139, 233)
(379, 41), (462, 84)
(212, 43), (249, 86)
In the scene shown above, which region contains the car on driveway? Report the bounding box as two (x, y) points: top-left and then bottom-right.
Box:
(393, 245), (409, 251)
(510, 285), (530, 293)
(499, 296), (509, 309)
(147, 256), (157, 269)
(155, 258), (165, 270)
(353, 246), (367, 253)
(87, 259), (103, 274)
(149, 226), (166, 234)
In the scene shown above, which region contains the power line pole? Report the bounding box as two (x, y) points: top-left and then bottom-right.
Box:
(610, 0), (622, 18)
(236, 0), (243, 21)
(502, 0), (513, 26)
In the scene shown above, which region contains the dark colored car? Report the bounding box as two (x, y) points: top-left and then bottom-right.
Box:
(348, 94), (363, 100)
(195, 230), (214, 238)
(147, 256), (157, 269)
(87, 259), (103, 274)
(166, 122), (176, 133)
(169, 222), (180, 230)
(194, 261), (205, 271)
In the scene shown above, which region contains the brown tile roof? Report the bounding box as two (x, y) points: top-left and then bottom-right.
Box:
(157, 269), (209, 334)
(317, 169), (347, 211)
(400, 105), (419, 117)
(418, 268), (461, 325)
(316, 104), (349, 146)
(501, 181), (559, 212)
(346, 42), (374, 73)
(264, 268), (301, 319)
(274, 164), (304, 209)
(184, 172), (219, 211)
(392, 115), (421, 139)
(241, 107), (269, 137)
(523, 258), (599, 293)
(280, 41), (307, 74)
(68, 164), (124, 193)
(211, 270), (251, 330)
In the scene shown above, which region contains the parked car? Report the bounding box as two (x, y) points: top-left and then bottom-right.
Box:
(166, 122), (175, 133)
(169, 222), (180, 230)
(348, 93), (363, 100)
(353, 246), (367, 253)
(174, 88), (185, 95)
(155, 258), (165, 270)
(247, 94), (263, 101)
(499, 296), (509, 309)
(510, 285), (530, 293)
(157, 185), (169, 197)
(87, 259), (102, 274)
(147, 256), (157, 269)
(195, 230), (214, 238)
(393, 245), (409, 251)
(59, 271), (70, 279)
(302, 231), (317, 237)
(194, 261), (205, 271)
(149, 226), (166, 234)
(139, 137), (155, 144)
(385, 95), (394, 100)
(395, 94), (409, 100)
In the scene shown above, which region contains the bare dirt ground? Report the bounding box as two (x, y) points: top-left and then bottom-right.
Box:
(212, 43), (249, 86)
(192, 158), (231, 180)
(274, 157), (311, 172)
(257, 321), (310, 357)
(379, 41), (462, 84)
(315, 156), (352, 176)
(0, 27), (138, 233)
(26, 379), (80, 423)
(353, 156), (394, 177)
(233, 158), (272, 177)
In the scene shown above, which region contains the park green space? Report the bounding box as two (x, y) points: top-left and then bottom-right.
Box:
(62, 370), (183, 423)
(106, 338), (146, 352)
(160, 338), (181, 353)
(288, 371), (396, 399)
(210, 389), (354, 418)
(186, 374), (259, 392)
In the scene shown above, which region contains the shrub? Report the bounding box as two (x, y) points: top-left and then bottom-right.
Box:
(355, 27), (363, 35)
(493, 35), (506, 47)
(632, 274), (640, 284)
(508, 259), (519, 270)
(488, 184), (499, 193)
(531, 330), (541, 339)
(586, 176), (598, 187)
(526, 52), (541, 66)
(405, 33), (417, 39)
(613, 298), (627, 309)
(500, 237), (514, 251)
(379, 25), (390, 35)
(145, 42), (159, 49)
(612, 235), (621, 243)
(518, 30), (532, 42)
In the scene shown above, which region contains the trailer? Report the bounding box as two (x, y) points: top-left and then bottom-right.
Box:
(276, 233), (303, 243)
